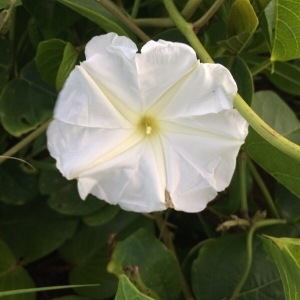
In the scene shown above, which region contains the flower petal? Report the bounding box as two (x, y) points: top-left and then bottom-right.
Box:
(148, 63), (237, 118)
(77, 139), (167, 212)
(162, 110), (248, 196)
(47, 120), (140, 179)
(136, 40), (198, 111)
(54, 66), (134, 127)
(81, 34), (142, 116)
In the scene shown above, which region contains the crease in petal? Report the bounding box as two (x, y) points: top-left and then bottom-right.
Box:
(136, 40), (198, 111)
(161, 136), (218, 212)
(77, 139), (166, 212)
(47, 120), (142, 179)
(82, 36), (142, 116)
(148, 63), (237, 118)
(54, 66), (134, 128)
(85, 32), (138, 60)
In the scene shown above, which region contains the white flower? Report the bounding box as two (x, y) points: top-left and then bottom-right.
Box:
(47, 33), (248, 213)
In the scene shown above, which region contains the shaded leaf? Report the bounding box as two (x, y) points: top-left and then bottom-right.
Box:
(0, 239), (35, 300)
(0, 201), (78, 263)
(40, 169), (104, 216)
(191, 233), (283, 300)
(59, 213), (154, 299)
(261, 235), (300, 300)
(57, 0), (132, 37)
(22, 0), (81, 38)
(265, 61), (300, 96)
(0, 61), (56, 137)
(0, 160), (39, 205)
(108, 229), (181, 300)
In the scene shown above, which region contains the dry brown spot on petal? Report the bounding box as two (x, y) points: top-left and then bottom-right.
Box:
(165, 190), (174, 209)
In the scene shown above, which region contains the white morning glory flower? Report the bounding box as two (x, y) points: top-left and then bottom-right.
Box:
(47, 33), (248, 213)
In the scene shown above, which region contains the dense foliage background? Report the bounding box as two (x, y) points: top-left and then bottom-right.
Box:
(1, 0), (300, 299)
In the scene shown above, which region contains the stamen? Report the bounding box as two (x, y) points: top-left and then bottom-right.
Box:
(145, 118), (152, 135)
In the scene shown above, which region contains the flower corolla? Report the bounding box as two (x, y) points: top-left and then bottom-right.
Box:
(47, 33), (248, 213)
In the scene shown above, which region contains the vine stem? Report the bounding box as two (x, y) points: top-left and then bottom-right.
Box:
(247, 159), (281, 219)
(228, 219), (287, 300)
(193, 0), (225, 31)
(163, 0), (300, 162)
(97, 0), (150, 42)
(0, 119), (52, 165)
(154, 212), (195, 300)
(239, 151), (249, 219)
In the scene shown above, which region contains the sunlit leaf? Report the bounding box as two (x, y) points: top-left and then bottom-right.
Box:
(219, 0), (258, 54)
(115, 275), (155, 300)
(244, 91), (300, 196)
(271, 0), (300, 61)
(261, 235), (300, 300)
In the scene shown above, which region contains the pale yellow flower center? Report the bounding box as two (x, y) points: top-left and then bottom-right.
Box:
(138, 116), (158, 136)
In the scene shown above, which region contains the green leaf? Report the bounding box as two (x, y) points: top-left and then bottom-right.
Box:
(219, 0), (258, 54)
(0, 38), (12, 91)
(56, 42), (79, 91)
(36, 39), (79, 91)
(261, 235), (300, 300)
(0, 238), (35, 300)
(275, 184), (300, 221)
(115, 275), (155, 300)
(271, 0), (300, 61)
(0, 61), (56, 137)
(107, 229), (181, 300)
(264, 61), (300, 96)
(22, 0), (81, 38)
(0, 160), (39, 205)
(36, 39), (67, 86)
(251, 0), (272, 15)
(244, 91), (300, 197)
(59, 213), (153, 299)
(191, 233), (283, 300)
(57, 0), (132, 37)
(82, 204), (120, 226)
(39, 169), (104, 216)
(0, 201), (78, 263)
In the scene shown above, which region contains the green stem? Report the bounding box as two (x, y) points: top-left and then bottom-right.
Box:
(193, 0), (225, 31)
(163, 0), (214, 63)
(181, 0), (203, 19)
(251, 59), (272, 76)
(133, 17), (173, 28)
(247, 159), (281, 219)
(154, 212), (195, 300)
(234, 94), (300, 161)
(0, 119), (51, 165)
(239, 151), (249, 219)
(131, 0), (140, 18)
(163, 0), (300, 162)
(229, 219), (286, 300)
(97, 0), (150, 42)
